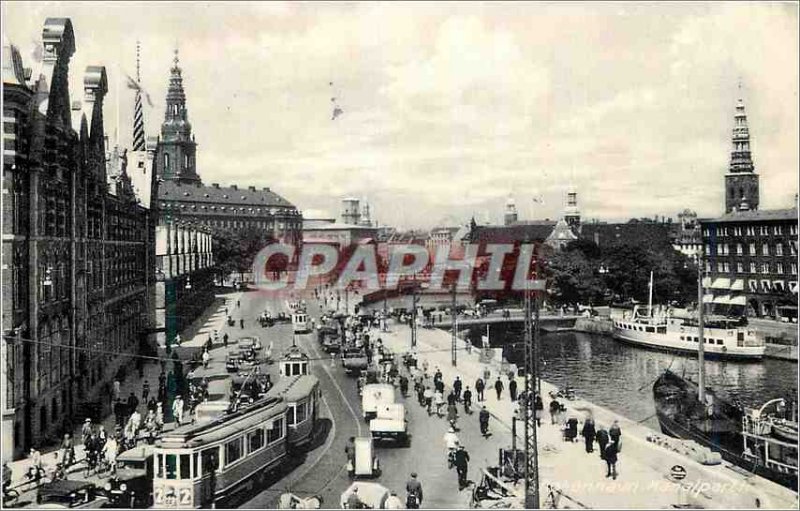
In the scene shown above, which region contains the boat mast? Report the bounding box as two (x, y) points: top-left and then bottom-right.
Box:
(697, 256), (706, 404)
(648, 270), (654, 318)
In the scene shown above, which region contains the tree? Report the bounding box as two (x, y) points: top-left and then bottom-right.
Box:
(544, 248), (605, 307)
(211, 226), (276, 281)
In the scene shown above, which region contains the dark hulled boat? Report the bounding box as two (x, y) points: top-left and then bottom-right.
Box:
(653, 370), (798, 490)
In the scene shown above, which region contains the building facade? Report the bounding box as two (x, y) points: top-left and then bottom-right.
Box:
(153, 51), (301, 246)
(701, 97), (798, 320)
(2, 20), (156, 458)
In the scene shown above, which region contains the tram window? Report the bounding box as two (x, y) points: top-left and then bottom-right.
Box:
(657, 326), (666, 334)
(297, 402), (307, 423)
(248, 428), (265, 452)
(192, 453), (199, 479)
(225, 437), (244, 466)
(716, 339), (723, 345)
(287, 406), (296, 426)
(180, 454), (191, 480)
(201, 448), (219, 475)
(268, 418), (284, 444)
(156, 454), (164, 478)
(166, 454), (178, 480)
(645, 326), (655, 333)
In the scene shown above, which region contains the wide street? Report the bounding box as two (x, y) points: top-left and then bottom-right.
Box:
(222, 286), (512, 509)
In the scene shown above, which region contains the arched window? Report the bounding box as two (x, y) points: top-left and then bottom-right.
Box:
(164, 153), (170, 170)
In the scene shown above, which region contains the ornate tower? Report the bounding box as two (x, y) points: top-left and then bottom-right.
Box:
(504, 195), (518, 226)
(724, 96), (759, 213)
(564, 188), (580, 232)
(155, 48), (200, 184)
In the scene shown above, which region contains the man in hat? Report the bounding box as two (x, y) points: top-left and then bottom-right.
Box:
(386, 490), (404, 509)
(454, 444), (471, 490)
(346, 486), (363, 509)
(406, 472), (423, 509)
(81, 418), (93, 446)
(172, 395), (185, 425)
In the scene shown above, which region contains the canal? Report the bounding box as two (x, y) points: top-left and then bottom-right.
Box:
(466, 325), (798, 430)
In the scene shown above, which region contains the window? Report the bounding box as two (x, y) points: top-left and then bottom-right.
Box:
(748, 279), (758, 292)
(774, 281), (785, 292)
(201, 448), (219, 475)
(705, 244), (711, 255)
(164, 153), (170, 170)
(165, 454), (178, 480)
(774, 225), (783, 235)
(791, 224), (797, 236)
(156, 454), (164, 478)
(716, 339), (723, 345)
(737, 243), (743, 255)
(180, 454), (191, 480)
(287, 407), (296, 426)
(777, 263), (784, 274)
(267, 418), (284, 444)
(750, 262), (757, 274)
(225, 437), (244, 466)
(776, 244), (783, 256)
(248, 428), (265, 452)
(297, 402), (307, 423)
(749, 243), (756, 255)
(761, 280), (772, 292)
(762, 244), (769, 256)
(790, 241), (798, 256)
(723, 262), (730, 273)
(792, 262), (798, 275)
(761, 263), (770, 274)
(717, 262), (724, 273)
(737, 262), (744, 273)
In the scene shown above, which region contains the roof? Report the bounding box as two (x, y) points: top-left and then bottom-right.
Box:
(38, 479), (95, 496)
(702, 208), (798, 224)
(158, 180), (296, 208)
(267, 374), (319, 402)
(471, 223), (556, 244)
(303, 222), (377, 231)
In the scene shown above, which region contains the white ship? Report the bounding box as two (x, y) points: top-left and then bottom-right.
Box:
(611, 273), (766, 360)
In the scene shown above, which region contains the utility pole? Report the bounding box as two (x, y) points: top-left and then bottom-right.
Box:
(451, 282), (457, 367)
(523, 243), (541, 509)
(697, 250), (706, 404)
(383, 286), (388, 332)
(411, 274), (418, 348)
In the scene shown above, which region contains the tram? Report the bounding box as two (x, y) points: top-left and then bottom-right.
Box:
(268, 374), (321, 448)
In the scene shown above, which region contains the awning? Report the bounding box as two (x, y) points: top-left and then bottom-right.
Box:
(729, 295), (747, 306)
(711, 278), (731, 290)
(730, 279), (745, 291)
(702, 277), (712, 287)
(703, 294), (715, 304)
(712, 295), (731, 304)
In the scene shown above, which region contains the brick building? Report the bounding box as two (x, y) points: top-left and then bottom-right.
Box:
(700, 96), (799, 320)
(153, 51), (302, 246)
(2, 20), (157, 458)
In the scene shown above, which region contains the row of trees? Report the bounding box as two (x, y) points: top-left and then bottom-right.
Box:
(211, 226), (279, 281)
(544, 239), (698, 308)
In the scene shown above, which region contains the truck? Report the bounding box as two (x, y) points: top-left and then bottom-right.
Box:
(341, 347), (369, 375)
(369, 402), (408, 445)
(361, 384), (395, 422)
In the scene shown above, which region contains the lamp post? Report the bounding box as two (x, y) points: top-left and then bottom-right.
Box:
(411, 274), (419, 348)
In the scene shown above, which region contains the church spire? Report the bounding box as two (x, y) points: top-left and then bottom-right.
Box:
(729, 93), (754, 174)
(131, 40), (145, 151)
(164, 47), (189, 126)
(724, 87), (760, 213)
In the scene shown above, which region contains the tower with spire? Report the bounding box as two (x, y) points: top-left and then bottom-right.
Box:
(724, 91), (759, 213)
(504, 194), (518, 226)
(155, 48), (200, 184)
(132, 41), (145, 151)
(564, 187), (580, 232)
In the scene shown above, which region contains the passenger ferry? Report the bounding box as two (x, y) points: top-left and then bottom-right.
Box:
(611, 272), (765, 360)
(612, 309), (765, 360)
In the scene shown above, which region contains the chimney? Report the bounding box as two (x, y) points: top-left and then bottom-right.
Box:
(211, 183), (220, 189)
(231, 185), (238, 190)
(248, 185), (256, 191)
(263, 187), (270, 192)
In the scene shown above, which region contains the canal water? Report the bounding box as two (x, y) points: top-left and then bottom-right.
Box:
(466, 325), (798, 430)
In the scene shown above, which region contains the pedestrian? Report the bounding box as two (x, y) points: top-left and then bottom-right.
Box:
(346, 486), (363, 509)
(447, 403), (459, 429)
(172, 395), (185, 425)
(237, 300), (241, 308)
(434, 389), (445, 417)
(454, 444), (470, 490)
(223, 333), (229, 348)
(97, 425), (108, 450)
(463, 386), (473, 414)
(494, 378), (504, 400)
(175, 333), (182, 346)
(240, 318), (244, 329)
(60, 433), (74, 468)
(475, 378), (485, 402)
(114, 399), (125, 427)
(453, 376), (463, 402)
(113, 379), (121, 402)
(344, 436), (356, 473)
(434, 367), (442, 384)
(609, 420), (622, 450)
(406, 473), (423, 509)
(386, 490), (404, 510)
(202, 349), (210, 369)
(447, 391), (456, 406)
(127, 392), (139, 417)
(417, 385), (426, 407)
(435, 378), (445, 394)
(604, 442), (619, 479)
(423, 387), (434, 415)
(549, 399), (561, 425)
(479, 406), (490, 437)
(534, 394), (544, 427)
(595, 427), (610, 459)
(509, 379), (518, 402)
(582, 418), (596, 453)
(142, 381), (150, 402)
(81, 418), (93, 446)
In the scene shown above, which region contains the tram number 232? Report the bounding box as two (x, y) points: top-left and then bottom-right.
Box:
(155, 487), (192, 507)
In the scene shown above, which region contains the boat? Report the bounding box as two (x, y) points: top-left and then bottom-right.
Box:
(652, 264), (798, 491)
(612, 272), (765, 360)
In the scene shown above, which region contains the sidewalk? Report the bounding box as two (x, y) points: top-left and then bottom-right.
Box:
(375, 321), (798, 509)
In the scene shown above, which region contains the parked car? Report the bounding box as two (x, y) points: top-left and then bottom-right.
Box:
(36, 480), (107, 508)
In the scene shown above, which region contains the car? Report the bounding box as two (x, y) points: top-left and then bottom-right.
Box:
(36, 480), (107, 508)
(225, 353), (240, 372)
(102, 445), (154, 508)
(238, 336), (263, 351)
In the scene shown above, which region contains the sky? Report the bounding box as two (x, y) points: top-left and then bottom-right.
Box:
(3, 1), (798, 229)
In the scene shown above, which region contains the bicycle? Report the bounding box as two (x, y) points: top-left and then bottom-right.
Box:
(3, 486), (19, 506)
